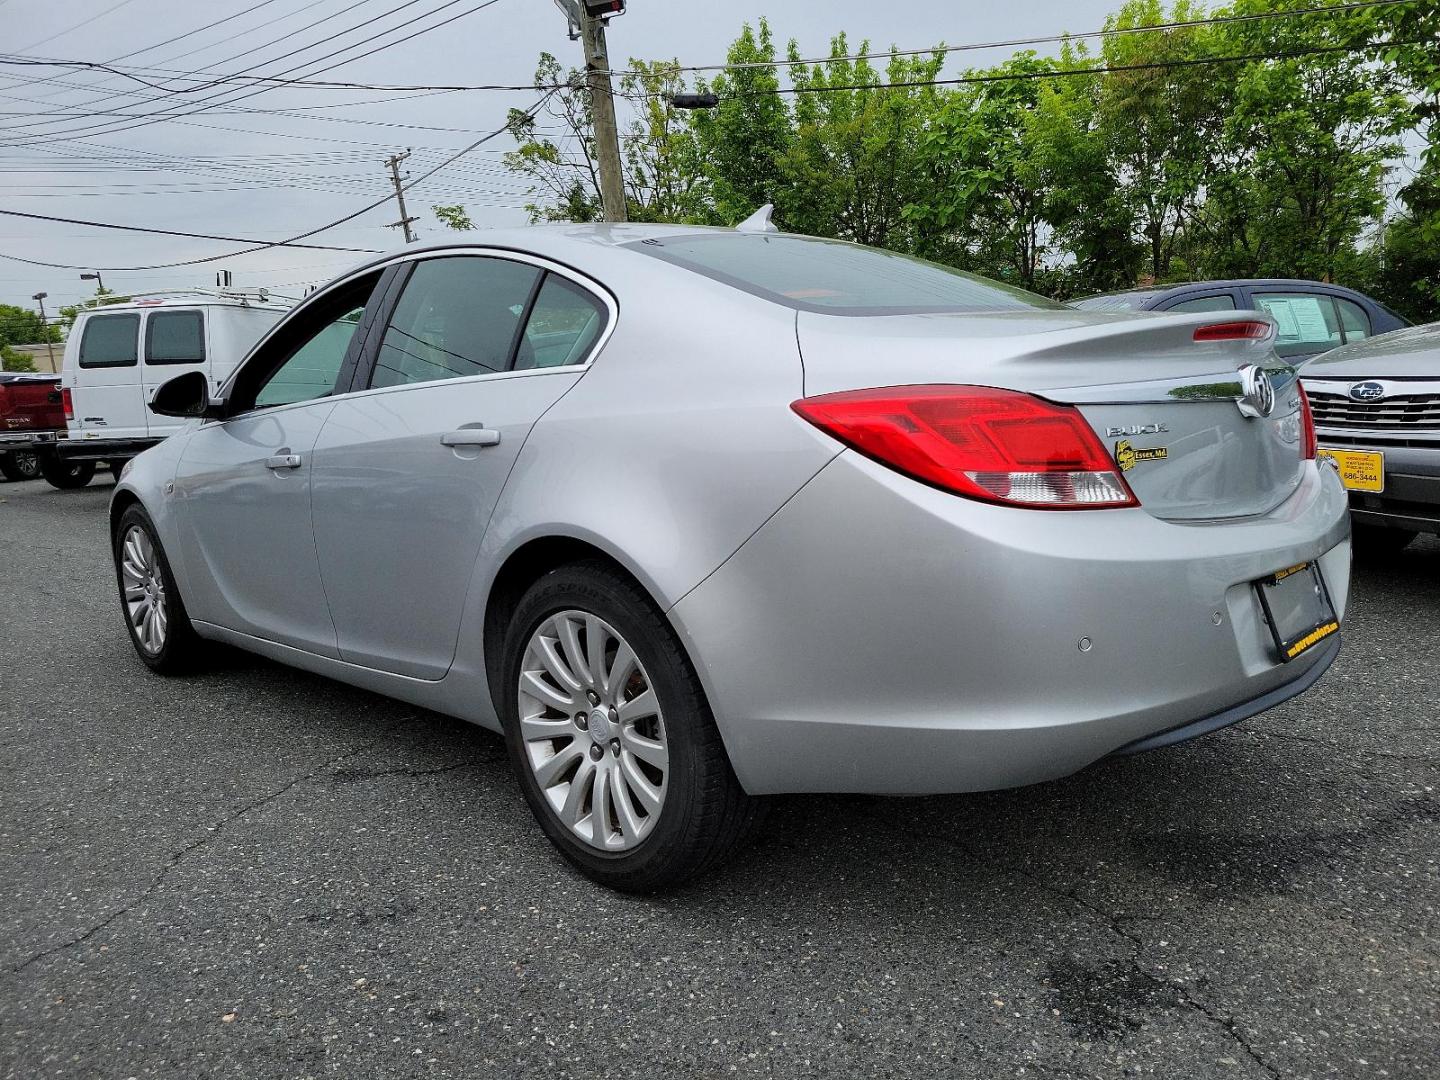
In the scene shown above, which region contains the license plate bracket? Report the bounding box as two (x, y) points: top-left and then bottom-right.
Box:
(1254, 562), (1339, 662)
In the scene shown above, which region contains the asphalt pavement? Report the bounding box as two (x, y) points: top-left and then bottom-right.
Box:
(1, 476), (1436, 1080)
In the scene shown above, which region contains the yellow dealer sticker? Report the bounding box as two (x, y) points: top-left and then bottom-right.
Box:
(1318, 448), (1384, 493)
(1115, 439), (1168, 473)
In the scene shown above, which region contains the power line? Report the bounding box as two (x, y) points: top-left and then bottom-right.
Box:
(3, 0), (291, 103)
(717, 35), (1422, 100)
(2, 0), (513, 146)
(12, 0), (140, 54)
(0, 0), (451, 140)
(0, 53), (548, 93)
(0, 88), (556, 272)
(617, 0), (1416, 79)
(0, 209), (377, 251)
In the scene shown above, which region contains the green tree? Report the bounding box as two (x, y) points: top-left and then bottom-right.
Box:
(906, 53), (1119, 293)
(777, 36), (945, 248)
(1369, 161), (1440, 322)
(618, 59), (707, 222)
(1, 344), (37, 372)
(431, 204), (475, 231)
(1098, 0), (1230, 283)
(688, 20), (794, 225)
(1193, 0), (1408, 281)
(0, 303), (60, 347)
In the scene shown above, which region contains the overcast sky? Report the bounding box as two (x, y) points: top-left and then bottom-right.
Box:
(2, 0), (1140, 314)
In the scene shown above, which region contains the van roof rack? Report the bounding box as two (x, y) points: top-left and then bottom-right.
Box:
(73, 287), (297, 309)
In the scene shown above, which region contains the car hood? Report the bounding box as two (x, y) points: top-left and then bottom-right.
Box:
(1302, 321), (1440, 378)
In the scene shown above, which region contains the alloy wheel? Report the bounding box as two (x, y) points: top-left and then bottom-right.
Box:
(517, 610), (669, 852)
(119, 525), (168, 654)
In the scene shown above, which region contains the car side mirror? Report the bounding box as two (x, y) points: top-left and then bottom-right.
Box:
(150, 371), (225, 420)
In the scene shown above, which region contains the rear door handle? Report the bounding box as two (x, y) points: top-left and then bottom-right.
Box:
(441, 428), (501, 448)
(265, 453), (302, 470)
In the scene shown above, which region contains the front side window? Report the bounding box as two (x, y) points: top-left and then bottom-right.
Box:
(371, 257), (542, 389)
(516, 274), (607, 369)
(1167, 294), (1237, 313)
(145, 310), (205, 365)
(253, 306), (366, 409)
(630, 233), (1063, 315)
(233, 272), (382, 411)
(1253, 292), (1343, 358)
(78, 313), (139, 368)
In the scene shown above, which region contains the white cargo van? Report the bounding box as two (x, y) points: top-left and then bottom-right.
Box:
(51, 291), (288, 485)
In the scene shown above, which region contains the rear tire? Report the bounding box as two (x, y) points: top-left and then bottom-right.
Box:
(1352, 523), (1416, 555)
(113, 505), (205, 674)
(40, 455), (95, 489)
(0, 451), (40, 482)
(109, 461), (124, 482)
(500, 560), (762, 892)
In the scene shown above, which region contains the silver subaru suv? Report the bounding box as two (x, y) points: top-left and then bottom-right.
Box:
(1301, 322), (1440, 551)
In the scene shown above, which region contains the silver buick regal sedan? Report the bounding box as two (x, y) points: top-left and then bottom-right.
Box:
(112, 222), (1351, 890)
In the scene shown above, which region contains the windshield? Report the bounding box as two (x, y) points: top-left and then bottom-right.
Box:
(628, 233), (1063, 316)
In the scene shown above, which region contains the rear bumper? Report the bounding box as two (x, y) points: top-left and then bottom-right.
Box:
(0, 431), (58, 447)
(1108, 634), (1340, 755)
(672, 452), (1351, 796)
(55, 437), (159, 461)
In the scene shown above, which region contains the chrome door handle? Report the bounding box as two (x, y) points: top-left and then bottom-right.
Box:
(265, 453), (302, 470)
(441, 428), (501, 448)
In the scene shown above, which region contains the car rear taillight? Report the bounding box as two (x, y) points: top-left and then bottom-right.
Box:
(791, 385), (1138, 509)
(1193, 320), (1272, 342)
(61, 386), (74, 421)
(1298, 382), (1316, 460)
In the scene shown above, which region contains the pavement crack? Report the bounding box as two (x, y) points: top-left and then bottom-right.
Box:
(11, 733), (402, 975)
(879, 814), (1282, 1078)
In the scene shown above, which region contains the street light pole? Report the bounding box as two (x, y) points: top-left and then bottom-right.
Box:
(80, 270), (105, 293)
(31, 291), (55, 372)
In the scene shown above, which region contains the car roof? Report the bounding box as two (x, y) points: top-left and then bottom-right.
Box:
(1077, 279), (1370, 303)
(331, 223), (758, 281)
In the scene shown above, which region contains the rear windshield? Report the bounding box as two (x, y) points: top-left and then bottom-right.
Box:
(628, 233), (1062, 315)
(1072, 293), (1153, 312)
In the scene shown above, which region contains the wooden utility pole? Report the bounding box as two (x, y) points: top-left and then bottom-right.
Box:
(384, 149), (419, 243)
(579, 10), (627, 222)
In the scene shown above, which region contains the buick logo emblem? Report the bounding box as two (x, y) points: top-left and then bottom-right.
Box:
(1349, 381), (1385, 403)
(1236, 364), (1276, 419)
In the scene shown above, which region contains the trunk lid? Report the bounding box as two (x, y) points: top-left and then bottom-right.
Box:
(796, 309), (1305, 521)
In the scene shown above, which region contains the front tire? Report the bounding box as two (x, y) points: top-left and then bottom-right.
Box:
(40, 454), (95, 489)
(113, 505), (204, 674)
(500, 561), (760, 892)
(0, 451), (40, 482)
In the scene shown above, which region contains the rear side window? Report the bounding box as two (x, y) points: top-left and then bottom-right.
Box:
(78, 314), (139, 368)
(631, 234), (1063, 315)
(1166, 294), (1237, 313)
(515, 275), (607, 369)
(1335, 297), (1371, 343)
(145, 310), (205, 365)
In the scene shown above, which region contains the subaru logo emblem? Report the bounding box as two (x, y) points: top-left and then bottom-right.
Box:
(1236, 364), (1276, 419)
(1349, 381), (1385, 403)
